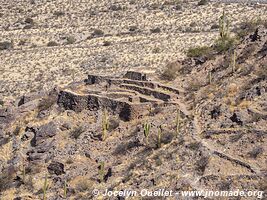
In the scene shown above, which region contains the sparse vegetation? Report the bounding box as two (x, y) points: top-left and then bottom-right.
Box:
(47, 41), (59, 47)
(231, 50), (236, 74)
(75, 177), (92, 192)
(208, 71), (212, 84)
(22, 164), (26, 184)
(37, 95), (57, 113)
(0, 100), (4, 107)
(98, 161), (105, 183)
(66, 36), (76, 45)
(103, 41), (111, 46)
(235, 18), (267, 39)
(63, 180), (67, 198)
(187, 46), (213, 58)
(214, 36), (235, 53)
(161, 62), (180, 81)
(54, 11), (65, 17)
(0, 41), (13, 50)
(143, 122), (151, 145)
(215, 11), (236, 52)
(175, 109), (181, 134)
(102, 109), (109, 141)
(198, 0), (208, 6)
(70, 126), (85, 139)
(92, 29), (104, 37)
(43, 174), (48, 200)
(25, 17), (34, 24)
(248, 147), (263, 159)
(157, 125), (162, 148)
(195, 156), (209, 175)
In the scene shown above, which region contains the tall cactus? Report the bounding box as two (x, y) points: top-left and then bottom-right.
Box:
(143, 122), (151, 145)
(102, 109), (109, 141)
(175, 110), (181, 134)
(99, 161), (105, 183)
(232, 50), (236, 74)
(157, 125), (162, 148)
(43, 174), (48, 200)
(219, 10), (229, 40)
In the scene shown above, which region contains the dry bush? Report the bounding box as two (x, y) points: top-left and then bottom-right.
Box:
(187, 46), (213, 57)
(198, 0), (209, 6)
(248, 147), (263, 159)
(234, 19), (267, 39)
(0, 41), (13, 50)
(37, 95), (57, 113)
(160, 62), (180, 81)
(187, 78), (204, 92)
(47, 41), (59, 47)
(195, 156), (209, 175)
(70, 126), (85, 139)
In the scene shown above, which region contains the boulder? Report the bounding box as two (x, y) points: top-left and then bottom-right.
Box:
(47, 161), (65, 175)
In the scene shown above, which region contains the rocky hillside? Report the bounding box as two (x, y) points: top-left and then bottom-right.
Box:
(0, 24), (266, 199)
(0, 0), (267, 100)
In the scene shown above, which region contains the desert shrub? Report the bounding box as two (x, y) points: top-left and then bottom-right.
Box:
(70, 126), (85, 139)
(234, 19), (267, 39)
(161, 62), (180, 81)
(189, 22), (197, 27)
(187, 78), (203, 92)
(229, 133), (244, 143)
(211, 24), (219, 29)
(175, 4), (182, 10)
(198, 0), (209, 6)
(108, 118), (120, 131)
(103, 41), (111, 46)
(256, 64), (267, 79)
(129, 25), (138, 32)
(0, 100), (4, 106)
(54, 11), (65, 17)
(187, 46), (213, 57)
(25, 17), (34, 24)
(150, 27), (161, 33)
(37, 95), (57, 112)
(75, 178), (93, 192)
(92, 29), (104, 37)
(18, 39), (27, 46)
(214, 36), (236, 52)
(13, 126), (21, 136)
(109, 5), (123, 11)
(0, 41), (13, 50)
(47, 41), (59, 47)
(187, 142), (202, 151)
(0, 167), (17, 192)
(195, 156), (209, 175)
(248, 147), (263, 159)
(66, 36), (76, 45)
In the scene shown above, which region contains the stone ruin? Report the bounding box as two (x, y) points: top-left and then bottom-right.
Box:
(57, 71), (181, 121)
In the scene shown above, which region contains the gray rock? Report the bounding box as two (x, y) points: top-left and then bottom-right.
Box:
(47, 161), (65, 175)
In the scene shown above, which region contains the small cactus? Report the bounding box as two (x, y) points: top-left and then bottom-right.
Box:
(232, 50), (236, 74)
(209, 71), (212, 85)
(22, 164), (26, 183)
(143, 122), (151, 145)
(219, 10), (229, 40)
(43, 174), (48, 200)
(102, 109), (109, 141)
(175, 110), (181, 134)
(99, 161), (105, 183)
(63, 180), (67, 198)
(157, 125), (162, 148)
